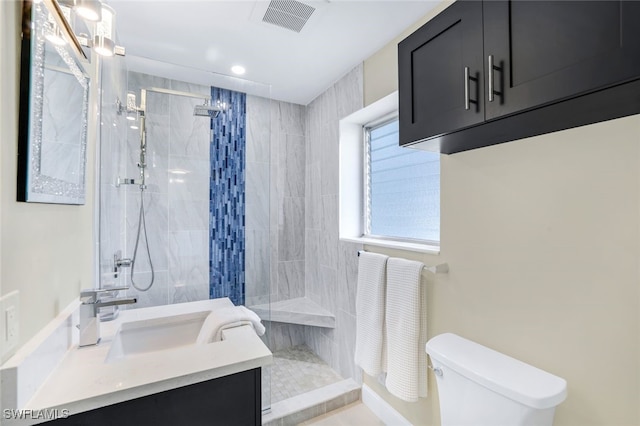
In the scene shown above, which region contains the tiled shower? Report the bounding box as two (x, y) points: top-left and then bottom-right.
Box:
(98, 53), (365, 414)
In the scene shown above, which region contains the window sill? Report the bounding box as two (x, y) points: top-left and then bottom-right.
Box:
(340, 236), (440, 255)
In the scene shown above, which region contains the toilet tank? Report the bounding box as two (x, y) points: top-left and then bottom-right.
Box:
(426, 333), (567, 426)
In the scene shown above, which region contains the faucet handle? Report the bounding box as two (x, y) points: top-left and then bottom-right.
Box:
(80, 287), (131, 303)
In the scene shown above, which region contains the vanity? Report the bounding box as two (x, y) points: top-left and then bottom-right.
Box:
(0, 298), (271, 426)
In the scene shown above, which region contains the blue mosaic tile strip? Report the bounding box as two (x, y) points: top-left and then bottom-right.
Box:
(209, 87), (246, 306)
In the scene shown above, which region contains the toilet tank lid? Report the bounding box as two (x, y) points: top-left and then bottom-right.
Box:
(426, 333), (567, 409)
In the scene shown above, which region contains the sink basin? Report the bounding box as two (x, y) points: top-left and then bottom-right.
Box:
(105, 311), (211, 362)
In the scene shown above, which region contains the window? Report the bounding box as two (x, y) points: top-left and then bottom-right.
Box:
(338, 91), (439, 253)
(364, 117), (440, 244)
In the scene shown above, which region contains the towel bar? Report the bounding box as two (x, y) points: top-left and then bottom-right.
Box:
(357, 250), (449, 274)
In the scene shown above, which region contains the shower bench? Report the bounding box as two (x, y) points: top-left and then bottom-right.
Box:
(250, 297), (335, 328)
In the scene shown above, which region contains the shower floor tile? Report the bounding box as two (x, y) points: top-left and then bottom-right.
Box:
(267, 345), (344, 404)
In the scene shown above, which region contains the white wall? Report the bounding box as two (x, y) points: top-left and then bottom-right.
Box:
(0, 2), (96, 358)
(361, 3), (640, 425)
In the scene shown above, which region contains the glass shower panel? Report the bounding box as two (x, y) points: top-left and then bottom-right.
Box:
(98, 61), (272, 411)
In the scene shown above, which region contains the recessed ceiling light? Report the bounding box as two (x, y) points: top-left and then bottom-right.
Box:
(231, 65), (246, 75)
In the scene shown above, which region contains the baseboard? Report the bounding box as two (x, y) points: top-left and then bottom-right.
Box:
(362, 384), (412, 426)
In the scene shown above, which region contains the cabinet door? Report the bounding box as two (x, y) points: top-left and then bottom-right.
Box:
(399, 0), (484, 146)
(483, 1), (640, 120)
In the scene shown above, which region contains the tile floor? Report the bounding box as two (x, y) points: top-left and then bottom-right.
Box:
(268, 345), (344, 404)
(301, 402), (385, 425)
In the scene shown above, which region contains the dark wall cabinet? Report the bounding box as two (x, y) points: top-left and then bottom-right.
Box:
(399, 0), (640, 154)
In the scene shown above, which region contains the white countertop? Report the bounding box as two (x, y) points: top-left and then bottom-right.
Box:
(12, 298), (272, 424)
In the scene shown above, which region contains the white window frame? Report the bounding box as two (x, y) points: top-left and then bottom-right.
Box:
(338, 91), (440, 254)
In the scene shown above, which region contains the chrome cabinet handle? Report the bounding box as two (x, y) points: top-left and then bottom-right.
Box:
(464, 66), (470, 110)
(488, 55), (494, 102)
(464, 67), (478, 111)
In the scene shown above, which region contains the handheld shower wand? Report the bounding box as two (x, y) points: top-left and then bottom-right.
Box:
(130, 90), (154, 292)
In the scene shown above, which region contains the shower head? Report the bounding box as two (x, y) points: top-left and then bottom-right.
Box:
(194, 102), (223, 118)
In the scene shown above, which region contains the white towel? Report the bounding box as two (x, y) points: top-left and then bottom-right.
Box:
(384, 257), (428, 402)
(354, 252), (389, 377)
(196, 306), (266, 344)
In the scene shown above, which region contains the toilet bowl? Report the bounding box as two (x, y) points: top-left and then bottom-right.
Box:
(426, 333), (567, 426)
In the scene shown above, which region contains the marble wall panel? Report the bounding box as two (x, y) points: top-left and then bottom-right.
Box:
(124, 190), (169, 274)
(280, 134), (306, 198)
(302, 64), (363, 379)
(246, 96), (271, 164)
(305, 228), (321, 304)
(319, 194), (338, 269)
(125, 270), (168, 308)
(278, 196), (305, 261)
(277, 261), (305, 301)
(335, 64), (364, 120)
(320, 123), (340, 197)
(270, 323), (306, 352)
(337, 241), (361, 316)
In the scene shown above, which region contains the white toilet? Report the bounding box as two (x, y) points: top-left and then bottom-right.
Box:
(426, 333), (567, 426)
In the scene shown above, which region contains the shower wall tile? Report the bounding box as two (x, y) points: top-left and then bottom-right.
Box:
(126, 72), (171, 94)
(276, 261), (305, 301)
(169, 199), (209, 231)
(168, 174), (210, 203)
(319, 194), (338, 269)
(302, 64), (363, 378)
(124, 191), (169, 273)
(318, 84), (338, 125)
(126, 270), (169, 309)
(246, 161), (270, 230)
(280, 134), (305, 198)
(305, 327), (339, 369)
(278, 197), (305, 261)
(169, 155), (210, 176)
(170, 97), (211, 159)
(210, 87), (246, 306)
(320, 123), (339, 196)
(168, 233), (208, 293)
(271, 101), (305, 137)
(335, 64), (364, 120)
(246, 95), (271, 163)
(171, 79), (210, 98)
(306, 101), (322, 166)
(337, 241), (361, 316)
(245, 229), (270, 306)
(270, 323), (306, 352)
(305, 161), (322, 230)
(336, 310), (359, 382)
(170, 282), (209, 305)
(168, 231), (208, 268)
(318, 265), (337, 312)
(119, 72), (211, 304)
(305, 228), (321, 304)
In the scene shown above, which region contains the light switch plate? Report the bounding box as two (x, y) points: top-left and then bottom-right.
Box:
(0, 290), (20, 363)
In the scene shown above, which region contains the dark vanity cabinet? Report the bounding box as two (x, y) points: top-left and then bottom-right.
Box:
(399, 0), (640, 153)
(47, 368), (262, 426)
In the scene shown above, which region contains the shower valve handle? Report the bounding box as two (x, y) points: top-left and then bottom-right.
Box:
(113, 250), (133, 278)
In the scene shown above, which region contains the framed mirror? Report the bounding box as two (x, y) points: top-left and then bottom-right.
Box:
(18, 0), (90, 204)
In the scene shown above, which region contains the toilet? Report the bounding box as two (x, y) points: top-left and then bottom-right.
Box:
(425, 333), (567, 426)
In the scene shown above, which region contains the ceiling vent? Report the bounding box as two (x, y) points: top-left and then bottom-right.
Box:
(262, 0), (316, 33)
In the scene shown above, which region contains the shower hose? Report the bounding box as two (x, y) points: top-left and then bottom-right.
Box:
(130, 187), (154, 291)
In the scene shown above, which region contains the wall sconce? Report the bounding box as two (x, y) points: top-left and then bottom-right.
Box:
(74, 0), (102, 22)
(59, 0), (125, 57)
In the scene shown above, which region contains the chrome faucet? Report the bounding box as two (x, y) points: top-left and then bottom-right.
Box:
(79, 288), (137, 347)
